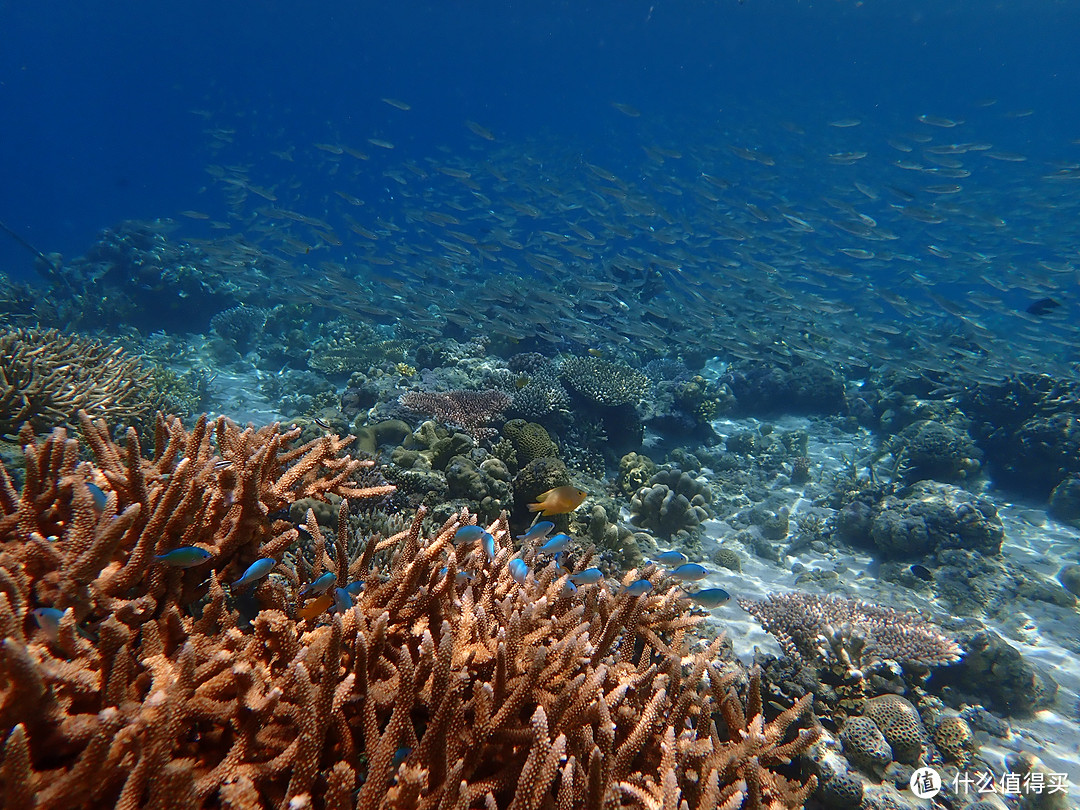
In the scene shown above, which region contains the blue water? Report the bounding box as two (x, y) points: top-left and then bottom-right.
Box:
(2, 0), (1079, 279)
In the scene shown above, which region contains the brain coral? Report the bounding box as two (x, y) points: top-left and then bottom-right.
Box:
(502, 419), (558, 464)
(932, 715), (977, 766)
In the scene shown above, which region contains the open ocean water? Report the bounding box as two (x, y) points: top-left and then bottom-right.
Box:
(4, 1), (1080, 807)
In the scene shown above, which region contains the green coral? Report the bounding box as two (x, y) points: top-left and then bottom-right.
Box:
(674, 375), (730, 422)
(445, 455), (513, 521)
(713, 546), (742, 572)
(502, 419), (558, 464)
(617, 452), (656, 497)
(308, 318), (407, 375)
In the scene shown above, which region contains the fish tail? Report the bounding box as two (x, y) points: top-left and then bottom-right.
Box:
(527, 502), (543, 512)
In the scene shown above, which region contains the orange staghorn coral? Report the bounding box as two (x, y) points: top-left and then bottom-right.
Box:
(0, 413), (819, 810)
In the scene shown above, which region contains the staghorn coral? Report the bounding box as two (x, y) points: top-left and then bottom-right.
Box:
(738, 592), (962, 679)
(0, 414), (820, 810)
(400, 389), (513, 441)
(0, 327), (154, 435)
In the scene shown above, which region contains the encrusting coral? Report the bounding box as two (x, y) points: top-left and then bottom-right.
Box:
(0, 412), (821, 809)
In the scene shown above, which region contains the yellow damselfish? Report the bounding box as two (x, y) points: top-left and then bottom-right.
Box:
(527, 486), (588, 516)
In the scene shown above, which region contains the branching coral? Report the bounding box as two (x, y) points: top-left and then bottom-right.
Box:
(400, 389), (512, 440)
(0, 413), (820, 809)
(0, 327), (154, 434)
(738, 592), (962, 679)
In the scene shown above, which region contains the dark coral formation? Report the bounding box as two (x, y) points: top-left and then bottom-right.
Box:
(838, 481), (1004, 558)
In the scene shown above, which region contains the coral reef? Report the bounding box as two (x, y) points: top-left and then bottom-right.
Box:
(629, 468), (712, 541)
(929, 629), (1058, 717)
(501, 419), (559, 465)
(885, 419), (981, 485)
(723, 358), (847, 416)
(860, 695), (927, 765)
(739, 592), (962, 679)
(209, 304), (270, 355)
(399, 389), (512, 441)
(309, 319), (408, 377)
(838, 481), (1004, 558)
(0, 413), (822, 809)
(0, 327), (154, 434)
(560, 356), (650, 407)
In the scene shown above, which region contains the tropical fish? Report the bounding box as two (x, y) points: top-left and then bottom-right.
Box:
(297, 593), (335, 620)
(232, 558), (275, 587)
(85, 482), (108, 511)
(652, 550), (689, 566)
(344, 580), (365, 596)
(154, 546), (213, 568)
(299, 572), (336, 598)
(909, 564), (934, 582)
(482, 531), (496, 563)
(527, 486), (588, 516)
(1026, 297), (1061, 316)
(516, 521), (555, 542)
(508, 558), (529, 584)
(560, 579), (578, 598)
(570, 567), (603, 586)
(625, 579), (653, 596)
(538, 533), (572, 555)
(332, 587), (353, 613)
(454, 525), (485, 544)
(682, 588), (731, 608)
(31, 607), (65, 641)
(669, 563), (709, 582)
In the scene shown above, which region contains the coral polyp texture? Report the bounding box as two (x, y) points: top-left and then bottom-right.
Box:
(738, 592), (962, 677)
(0, 326), (154, 434)
(399, 389), (512, 440)
(0, 413), (821, 809)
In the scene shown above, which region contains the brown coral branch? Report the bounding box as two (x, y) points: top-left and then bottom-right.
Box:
(0, 415), (821, 810)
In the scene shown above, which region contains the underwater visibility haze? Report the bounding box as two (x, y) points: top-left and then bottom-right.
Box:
(2, 1), (1080, 809)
